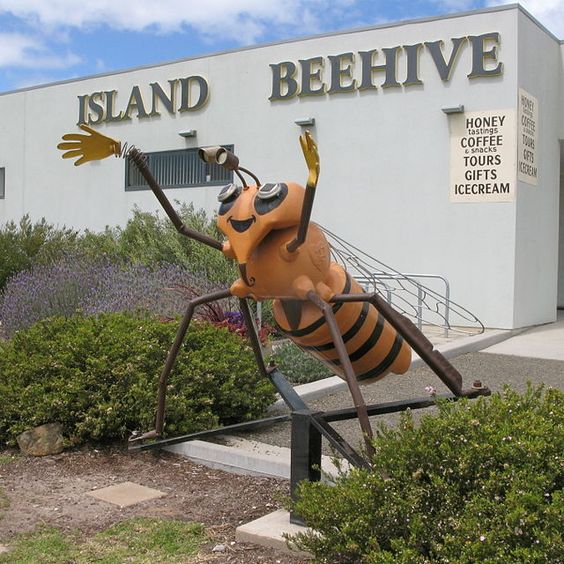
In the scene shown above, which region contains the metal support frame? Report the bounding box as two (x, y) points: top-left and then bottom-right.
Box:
(129, 293), (491, 526)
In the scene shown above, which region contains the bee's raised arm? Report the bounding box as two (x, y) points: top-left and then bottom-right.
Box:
(57, 125), (223, 251)
(286, 131), (320, 253)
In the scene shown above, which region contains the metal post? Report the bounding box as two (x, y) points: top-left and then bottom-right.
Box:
(290, 409), (322, 526)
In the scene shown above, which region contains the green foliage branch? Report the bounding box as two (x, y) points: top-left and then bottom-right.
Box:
(291, 385), (563, 563)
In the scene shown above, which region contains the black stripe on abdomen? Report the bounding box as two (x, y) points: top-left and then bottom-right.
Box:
(282, 273), (352, 338)
(300, 301), (370, 353)
(357, 334), (405, 381)
(324, 312), (385, 367)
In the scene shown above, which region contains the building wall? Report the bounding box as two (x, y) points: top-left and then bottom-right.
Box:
(513, 11), (562, 326)
(0, 6), (562, 329)
(559, 43), (564, 309)
(559, 170), (564, 308)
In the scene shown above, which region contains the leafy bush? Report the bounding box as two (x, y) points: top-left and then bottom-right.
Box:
(272, 341), (334, 384)
(118, 204), (237, 285)
(0, 255), (217, 337)
(0, 312), (275, 445)
(0, 205), (237, 294)
(0, 215), (79, 291)
(291, 385), (563, 563)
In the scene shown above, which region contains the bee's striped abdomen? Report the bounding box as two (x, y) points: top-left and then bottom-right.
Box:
(273, 264), (411, 384)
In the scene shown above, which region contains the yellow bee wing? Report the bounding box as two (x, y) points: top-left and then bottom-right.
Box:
(57, 124), (122, 166)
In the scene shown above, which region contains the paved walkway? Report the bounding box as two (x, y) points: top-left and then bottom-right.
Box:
(482, 310), (564, 360)
(235, 312), (564, 453)
(173, 312), (564, 465)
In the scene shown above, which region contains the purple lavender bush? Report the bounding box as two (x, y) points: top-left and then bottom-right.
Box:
(0, 254), (221, 338)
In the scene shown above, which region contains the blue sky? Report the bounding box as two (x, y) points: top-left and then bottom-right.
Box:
(0, 1), (561, 94)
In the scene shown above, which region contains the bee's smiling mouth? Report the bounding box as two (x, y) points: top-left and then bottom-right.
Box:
(228, 216), (256, 233)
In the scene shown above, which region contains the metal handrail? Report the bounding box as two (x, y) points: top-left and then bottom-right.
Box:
(354, 273), (451, 337)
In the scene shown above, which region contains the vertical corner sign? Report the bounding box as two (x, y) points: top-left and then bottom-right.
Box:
(450, 109), (516, 203)
(517, 88), (539, 185)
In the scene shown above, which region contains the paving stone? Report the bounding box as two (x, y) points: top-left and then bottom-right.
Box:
(86, 481), (165, 508)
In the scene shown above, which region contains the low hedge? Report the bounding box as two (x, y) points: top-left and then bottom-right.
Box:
(0, 312), (275, 446)
(271, 340), (334, 384)
(291, 385), (563, 563)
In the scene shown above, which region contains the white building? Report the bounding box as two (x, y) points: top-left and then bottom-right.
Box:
(0, 4), (562, 329)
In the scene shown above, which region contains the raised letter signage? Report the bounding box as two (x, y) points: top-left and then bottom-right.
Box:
(77, 76), (209, 125)
(270, 32), (503, 101)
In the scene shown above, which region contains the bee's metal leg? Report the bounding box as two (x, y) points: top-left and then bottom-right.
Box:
(239, 298), (310, 411)
(130, 288), (232, 443)
(306, 290), (375, 458)
(330, 292), (490, 398)
(238, 298), (269, 380)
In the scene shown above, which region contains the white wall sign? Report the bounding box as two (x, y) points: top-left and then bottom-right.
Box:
(517, 88), (539, 185)
(450, 109), (516, 203)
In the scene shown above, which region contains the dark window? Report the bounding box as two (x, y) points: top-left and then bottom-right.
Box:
(0, 168), (4, 199)
(125, 147), (234, 191)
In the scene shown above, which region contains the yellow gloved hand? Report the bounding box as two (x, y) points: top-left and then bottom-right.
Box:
(299, 130), (320, 188)
(57, 124), (122, 166)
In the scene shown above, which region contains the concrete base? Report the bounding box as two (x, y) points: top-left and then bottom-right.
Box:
(236, 509), (312, 557)
(166, 436), (347, 480)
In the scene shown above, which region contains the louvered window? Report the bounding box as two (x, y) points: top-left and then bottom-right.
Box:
(125, 147), (233, 191)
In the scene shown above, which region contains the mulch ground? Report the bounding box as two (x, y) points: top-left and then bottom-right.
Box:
(0, 446), (308, 563)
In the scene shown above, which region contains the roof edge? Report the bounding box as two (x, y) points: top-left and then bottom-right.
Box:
(0, 3), (558, 97)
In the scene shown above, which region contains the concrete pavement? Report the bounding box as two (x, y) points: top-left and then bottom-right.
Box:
(482, 310), (564, 360)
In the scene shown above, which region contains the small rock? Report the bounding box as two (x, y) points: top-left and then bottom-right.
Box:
(0, 544), (11, 554)
(212, 544), (227, 553)
(17, 423), (64, 456)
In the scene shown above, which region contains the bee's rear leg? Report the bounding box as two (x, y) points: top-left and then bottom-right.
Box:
(306, 290), (375, 459)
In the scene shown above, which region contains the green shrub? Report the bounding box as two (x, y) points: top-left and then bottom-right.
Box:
(0, 205), (236, 294)
(0, 215), (77, 290)
(272, 341), (334, 384)
(0, 312), (275, 446)
(291, 385), (563, 563)
(116, 204), (236, 285)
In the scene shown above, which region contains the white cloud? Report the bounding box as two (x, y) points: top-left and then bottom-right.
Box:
(0, 33), (38, 66)
(487, 0), (564, 38)
(0, 0), (351, 42)
(0, 32), (80, 69)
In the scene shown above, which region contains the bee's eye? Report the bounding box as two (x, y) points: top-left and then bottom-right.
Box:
(217, 183), (240, 203)
(217, 183), (241, 215)
(257, 183), (282, 200)
(254, 183), (288, 215)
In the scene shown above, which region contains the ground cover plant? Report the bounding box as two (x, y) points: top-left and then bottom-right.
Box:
(0, 518), (206, 564)
(291, 385), (563, 563)
(0, 312), (275, 446)
(272, 340), (334, 384)
(0, 255), (215, 337)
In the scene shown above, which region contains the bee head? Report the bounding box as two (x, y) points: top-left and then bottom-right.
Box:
(216, 181), (305, 264)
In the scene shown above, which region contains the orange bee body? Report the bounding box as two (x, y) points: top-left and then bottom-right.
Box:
(57, 126), (487, 448)
(216, 181), (411, 384)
